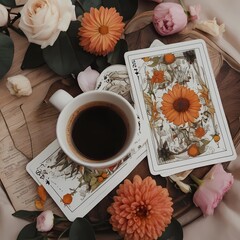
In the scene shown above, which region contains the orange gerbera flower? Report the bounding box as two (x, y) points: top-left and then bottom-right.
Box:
(78, 7), (125, 56)
(161, 84), (201, 126)
(108, 175), (173, 240)
(151, 70), (164, 84)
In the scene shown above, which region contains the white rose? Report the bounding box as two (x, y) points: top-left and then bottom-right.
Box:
(19, 0), (76, 49)
(0, 4), (8, 27)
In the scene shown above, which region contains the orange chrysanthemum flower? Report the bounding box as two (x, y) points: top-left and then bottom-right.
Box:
(78, 7), (125, 56)
(151, 70), (164, 84)
(108, 175), (173, 240)
(161, 84), (201, 126)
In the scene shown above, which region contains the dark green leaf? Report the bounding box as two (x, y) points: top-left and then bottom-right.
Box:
(158, 218), (183, 240)
(17, 222), (40, 240)
(0, 0), (16, 7)
(93, 56), (110, 73)
(42, 32), (81, 76)
(102, 0), (138, 21)
(67, 21), (96, 71)
(13, 210), (42, 221)
(69, 218), (95, 240)
(79, 0), (101, 12)
(107, 39), (128, 65)
(0, 32), (14, 79)
(71, 0), (101, 15)
(21, 43), (45, 70)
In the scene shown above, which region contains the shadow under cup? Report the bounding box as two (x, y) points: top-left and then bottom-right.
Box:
(57, 91), (138, 169)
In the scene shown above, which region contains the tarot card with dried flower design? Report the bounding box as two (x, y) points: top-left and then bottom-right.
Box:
(26, 139), (146, 221)
(124, 39), (236, 176)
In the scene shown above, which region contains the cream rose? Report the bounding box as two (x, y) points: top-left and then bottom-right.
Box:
(19, 0), (76, 49)
(0, 4), (8, 27)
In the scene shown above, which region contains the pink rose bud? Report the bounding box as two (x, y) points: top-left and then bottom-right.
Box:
(77, 66), (100, 92)
(36, 210), (54, 232)
(193, 164), (234, 216)
(153, 2), (188, 36)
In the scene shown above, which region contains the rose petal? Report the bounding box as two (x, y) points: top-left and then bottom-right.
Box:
(77, 66), (100, 92)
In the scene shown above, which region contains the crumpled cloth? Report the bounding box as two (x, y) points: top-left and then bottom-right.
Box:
(183, 144), (240, 240)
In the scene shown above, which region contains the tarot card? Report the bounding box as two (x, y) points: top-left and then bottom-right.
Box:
(125, 39), (237, 176)
(27, 139), (147, 221)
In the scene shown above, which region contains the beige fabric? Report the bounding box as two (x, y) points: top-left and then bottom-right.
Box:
(183, 144), (240, 240)
(0, 188), (28, 240)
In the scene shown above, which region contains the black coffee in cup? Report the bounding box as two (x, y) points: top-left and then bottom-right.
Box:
(67, 102), (128, 161)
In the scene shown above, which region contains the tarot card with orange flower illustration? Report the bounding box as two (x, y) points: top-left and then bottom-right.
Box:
(125, 39), (236, 176)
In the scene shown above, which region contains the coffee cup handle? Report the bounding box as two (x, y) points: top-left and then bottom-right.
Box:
(49, 89), (73, 112)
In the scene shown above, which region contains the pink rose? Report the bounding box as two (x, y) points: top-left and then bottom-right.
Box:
(77, 66), (100, 92)
(193, 164), (234, 216)
(152, 2), (188, 36)
(36, 210), (54, 232)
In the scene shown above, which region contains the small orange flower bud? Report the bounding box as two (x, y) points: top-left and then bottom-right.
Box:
(97, 176), (104, 183)
(62, 193), (73, 204)
(195, 127), (205, 139)
(213, 135), (220, 142)
(101, 172), (108, 179)
(188, 144), (200, 157)
(35, 199), (44, 210)
(37, 185), (47, 202)
(164, 53), (176, 64)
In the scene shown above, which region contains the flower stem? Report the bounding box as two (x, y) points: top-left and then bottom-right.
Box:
(190, 174), (204, 186)
(178, 0), (189, 15)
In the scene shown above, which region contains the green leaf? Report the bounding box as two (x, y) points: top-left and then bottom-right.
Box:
(21, 43), (45, 70)
(0, 0), (16, 7)
(94, 56), (110, 73)
(0, 32), (14, 80)
(42, 32), (81, 76)
(158, 218), (183, 240)
(67, 21), (96, 71)
(107, 39), (128, 65)
(102, 0), (138, 21)
(17, 222), (40, 240)
(69, 218), (95, 240)
(13, 210), (42, 221)
(71, 0), (101, 15)
(78, 0), (101, 12)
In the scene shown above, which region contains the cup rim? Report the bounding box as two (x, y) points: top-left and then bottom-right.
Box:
(56, 90), (138, 169)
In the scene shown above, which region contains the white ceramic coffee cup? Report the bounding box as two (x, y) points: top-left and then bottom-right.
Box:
(49, 89), (138, 169)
